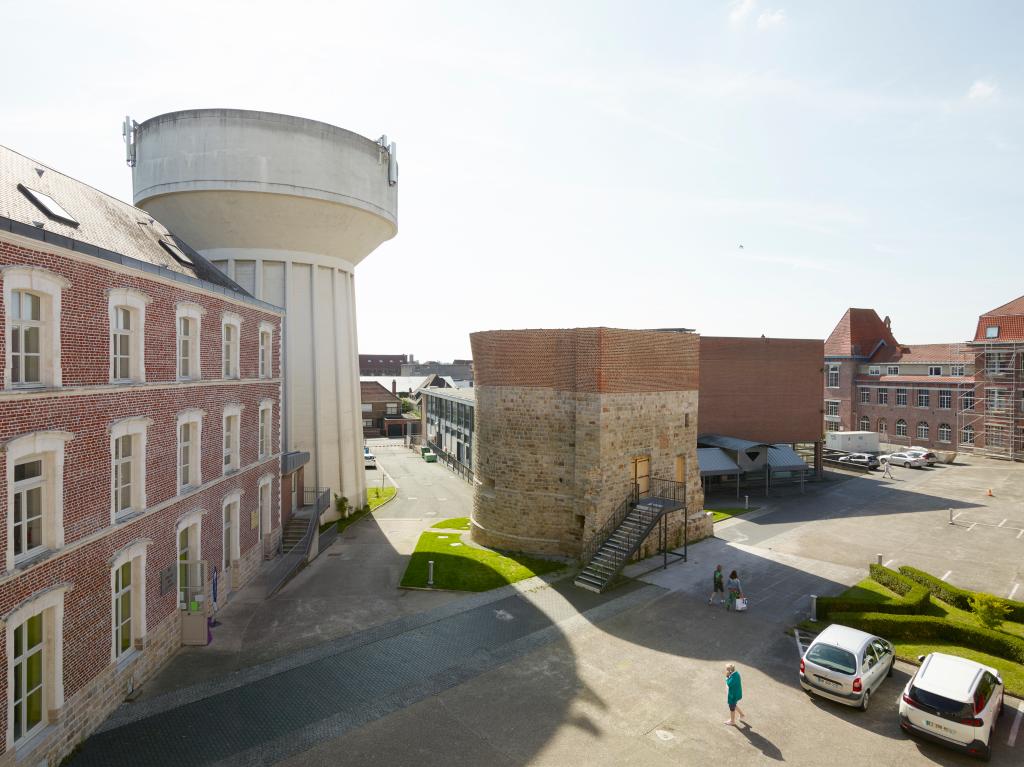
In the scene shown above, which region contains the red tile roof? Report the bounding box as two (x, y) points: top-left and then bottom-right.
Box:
(824, 308), (900, 358)
(974, 315), (1024, 342)
(984, 294), (1024, 316)
(890, 343), (972, 363)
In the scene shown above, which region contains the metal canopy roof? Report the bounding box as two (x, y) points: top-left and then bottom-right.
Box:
(768, 444), (810, 472)
(697, 434), (770, 452)
(697, 447), (742, 476)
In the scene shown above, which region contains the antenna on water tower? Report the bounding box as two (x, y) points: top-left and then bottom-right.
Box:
(122, 116), (138, 167)
(388, 142), (398, 186)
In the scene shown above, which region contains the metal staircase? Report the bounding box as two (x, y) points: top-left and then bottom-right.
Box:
(574, 478), (687, 593)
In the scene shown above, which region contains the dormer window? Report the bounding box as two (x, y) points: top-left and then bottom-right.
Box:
(160, 238), (193, 266)
(17, 184), (79, 227)
(986, 326), (999, 339)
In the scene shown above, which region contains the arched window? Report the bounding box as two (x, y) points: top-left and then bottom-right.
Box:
(917, 422), (929, 440)
(938, 423), (952, 443)
(895, 419), (908, 437)
(877, 418), (886, 434)
(961, 424), (975, 445)
(859, 416), (870, 430)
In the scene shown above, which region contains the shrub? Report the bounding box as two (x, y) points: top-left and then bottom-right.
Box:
(828, 611), (1024, 665)
(817, 565), (930, 619)
(972, 594), (1012, 630)
(900, 565), (1024, 622)
(869, 564), (931, 613)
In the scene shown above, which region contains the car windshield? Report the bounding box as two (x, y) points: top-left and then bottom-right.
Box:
(806, 644), (857, 675)
(909, 685), (973, 720)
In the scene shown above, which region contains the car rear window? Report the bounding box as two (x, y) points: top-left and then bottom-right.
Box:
(806, 644), (857, 675)
(909, 685), (973, 720)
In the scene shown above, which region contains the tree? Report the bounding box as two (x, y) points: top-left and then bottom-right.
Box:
(971, 594), (1011, 630)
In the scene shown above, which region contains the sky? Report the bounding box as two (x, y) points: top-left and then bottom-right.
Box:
(3, 1), (1023, 361)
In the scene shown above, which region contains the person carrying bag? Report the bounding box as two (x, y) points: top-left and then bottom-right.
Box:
(726, 570), (746, 611)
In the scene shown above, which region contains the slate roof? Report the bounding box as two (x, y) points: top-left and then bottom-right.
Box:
(697, 434), (770, 451)
(768, 444), (810, 472)
(360, 381), (400, 403)
(0, 143), (250, 298)
(697, 448), (741, 476)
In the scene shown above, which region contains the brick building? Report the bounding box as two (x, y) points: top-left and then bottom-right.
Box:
(359, 381), (402, 437)
(469, 328), (709, 559)
(824, 308), (975, 452)
(0, 146), (282, 764)
(358, 354), (409, 376)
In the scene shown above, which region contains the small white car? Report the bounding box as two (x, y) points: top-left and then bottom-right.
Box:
(899, 652), (1004, 761)
(880, 452), (926, 468)
(363, 447), (376, 469)
(906, 449), (938, 466)
(799, 624), (894, 710)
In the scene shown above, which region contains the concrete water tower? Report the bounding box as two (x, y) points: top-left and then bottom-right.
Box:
(130, 109), (398, 506)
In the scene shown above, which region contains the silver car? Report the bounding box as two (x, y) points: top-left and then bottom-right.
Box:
(880, 452), (926, 468)
(799, 624), (895, 710)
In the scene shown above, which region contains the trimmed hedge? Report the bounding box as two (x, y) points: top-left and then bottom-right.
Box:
(817, 565), (930, 619)
(829, 611), (1024, 665)
(899, 565), (1024, 623)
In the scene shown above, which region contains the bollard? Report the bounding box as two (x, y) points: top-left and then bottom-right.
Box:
(744, 495), (749, 510)
(877, 554), (883, 565)
(809, 594), (818, 622)
(428, 560), (434, 587)
(949, 507), (953, 525)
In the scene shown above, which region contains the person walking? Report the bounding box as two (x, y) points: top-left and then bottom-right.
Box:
(881, 458), (893, 479)
(726, 569), (744, 611)
(709, 564), (725, 606)
(724, 664), (745, 725)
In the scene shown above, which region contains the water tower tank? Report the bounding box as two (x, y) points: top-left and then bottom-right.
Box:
(132, 108), (398, 505)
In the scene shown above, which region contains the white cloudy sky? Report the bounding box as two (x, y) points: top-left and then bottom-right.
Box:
(3, 1), (1023, 360)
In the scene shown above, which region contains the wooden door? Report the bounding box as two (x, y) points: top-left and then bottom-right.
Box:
(633, 455), (650, 497)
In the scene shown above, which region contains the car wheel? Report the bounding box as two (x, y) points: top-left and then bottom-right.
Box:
(860, 689), (871, 712)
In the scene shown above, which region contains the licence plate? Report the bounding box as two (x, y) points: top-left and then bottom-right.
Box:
(814, 676), (841, 688)
(924, 719), (957, 736)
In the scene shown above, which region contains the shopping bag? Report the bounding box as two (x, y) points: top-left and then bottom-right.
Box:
(735, 597), (749, 612)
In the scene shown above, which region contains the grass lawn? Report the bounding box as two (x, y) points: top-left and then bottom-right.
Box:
(400, 531), (566, 591)
(805, 578), (1024, 696)
(433, 517), (471, 531)
(706, 505), (759, 523)
(319, 486), (398, 534)
(367, 486), (397, 510)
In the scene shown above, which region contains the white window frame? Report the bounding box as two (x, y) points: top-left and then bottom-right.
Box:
(222, 403), (243, 475)
(5, 431), (73, 571)
(176, 409), (205, 493)
(386, 402), (399, 415)
(257, 474), (274, 545)
(258, 400), (273, 459)
(175, 510), (204, 610)
(877, 418), (887, 434)
(961, 424), (975, 445)
(858, 387), (870, 404)
(868, 366), (880, 376)
(986, 326), (999, 339)
(826, 364), (840, 389)
(928, 365), (942, 376)
(361, 403), (373, 414)
(938, 423), (952, 443)
(895, 387), (907, 406)
(362, 419), (373, 428)
(107, 288), (150, 384)
(917, 389), (930, 408)
(895, 419), (908, 437)
(258, 321), (274, 379)
(2, 267), (69, 390)
(221, 312), (242, 380)
(877, 387), (888, 405)
(109, 417), (152, 523)
(938, 390), (952, 410)
(3, 585), (69, 750)
(175, 302), (204, 381)
(109, 539), (150, 663)
(859, 416), (870, 430)
(917, 422), (929, 440)
(222, 491), (242, 573)
(950, 364), (965, 377)
(887, 365), (900, 376)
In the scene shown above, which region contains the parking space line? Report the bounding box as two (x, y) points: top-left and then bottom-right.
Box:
(999, 519), (1008, 527)
(1018, 529), (1024, 540)
(1009, 702), (1023, 747)
(883, 559), (895, 568)
(1010, 583), (1021, 601)
(967, 522), (978, 532)
(940, 570), (952, 581)
(952, 511), (965, 521)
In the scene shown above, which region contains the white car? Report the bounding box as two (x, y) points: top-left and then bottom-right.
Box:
(363, 448), (376, 469)
(880, 452), (926, 468)
(899, 652), (1004, 761)
(799, 624), (895, 710)
(906, 449), (938, 466)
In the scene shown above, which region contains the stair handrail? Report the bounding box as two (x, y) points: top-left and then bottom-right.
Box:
(579, 482), (639, 565)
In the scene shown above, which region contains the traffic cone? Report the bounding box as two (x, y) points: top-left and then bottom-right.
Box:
(986, 488), (994, 497)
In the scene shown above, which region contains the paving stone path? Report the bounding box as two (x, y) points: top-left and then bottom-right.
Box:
(71, 578), (664, 766)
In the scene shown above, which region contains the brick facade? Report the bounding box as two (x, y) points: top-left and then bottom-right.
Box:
(0, 234), (282, 765)
(470, 328), (708, 559)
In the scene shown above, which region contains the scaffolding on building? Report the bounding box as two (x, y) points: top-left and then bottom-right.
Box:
(956, 340), (1024, 461)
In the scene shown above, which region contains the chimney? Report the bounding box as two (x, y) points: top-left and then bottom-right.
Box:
(883, 316), (891, 330)
(391, 379), (397, 395)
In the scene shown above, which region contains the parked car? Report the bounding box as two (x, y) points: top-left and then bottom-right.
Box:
(799, 624), (894, 710)
(907, 448), (938, 466)
(879, 452), (927, 468)
(364, 448), (376, 469)
(899, 652), (1004, 761)
(838, 453), (880, 469)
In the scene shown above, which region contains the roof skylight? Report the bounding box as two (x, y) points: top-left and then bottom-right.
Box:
(159, 238), (194, 267)
(17, 184), (79, 227)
